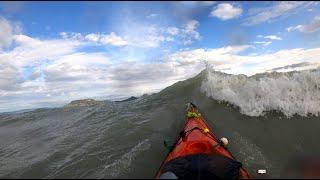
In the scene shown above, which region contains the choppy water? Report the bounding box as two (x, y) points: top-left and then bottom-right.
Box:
(1, 69), (320, 178)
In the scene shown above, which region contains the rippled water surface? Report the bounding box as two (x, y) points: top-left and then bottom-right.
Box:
(1, 70), (320, 178)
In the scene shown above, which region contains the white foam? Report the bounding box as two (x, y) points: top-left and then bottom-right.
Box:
(201, 68), (320, 117)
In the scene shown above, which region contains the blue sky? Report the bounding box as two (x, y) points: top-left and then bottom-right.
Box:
(0, 1), (320, 112)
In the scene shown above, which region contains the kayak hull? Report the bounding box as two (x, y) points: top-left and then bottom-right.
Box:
(155, 103), (252, 179)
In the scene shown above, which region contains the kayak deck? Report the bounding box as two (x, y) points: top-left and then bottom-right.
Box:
(155, 103), (252, 179)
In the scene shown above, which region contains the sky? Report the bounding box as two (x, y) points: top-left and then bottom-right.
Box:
(0, 1), (320, 112)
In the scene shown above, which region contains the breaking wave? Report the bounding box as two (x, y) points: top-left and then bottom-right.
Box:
(201, 68), (320, 117)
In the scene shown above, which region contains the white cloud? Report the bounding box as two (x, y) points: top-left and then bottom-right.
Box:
(287, 16), (320, 33)
(0, 34), (87, 109)
(287, 25), (300, 32)
(166, 45), (253, 71)
(264, 35), (282, 40)
(180, 20), (201, 45)
(254, 35), (282, 46)
(100, 32), (129, 46)
(59, 32), (68, 39)
(43, 52), (111, 84)
(257, 35), (282, 40)
(243, 2), (315, 26)
(84, 33), (100, 42)
(70, 32), (83, 40)
(1, 32), (320, 112)
(124, 25), (169, 48)
(146, 13), (158, 18)
(0, 17), (14, 48)
(0, 63), (22, 90)
(0, 43), (248, 111)
(58, 20), (201, 49)
(210, 3), (242, 20)
(167, 46), (320, 76)
(4, 15), (320, 112)
(185, 20), (199, 32)
(165, 36), (174, 42)
(61, 32), (129, 47)
(167, 27), (179, 35)
(253, 41), (272, 46)
(4, 34), (84, 68)
(121, 20), (201, 47)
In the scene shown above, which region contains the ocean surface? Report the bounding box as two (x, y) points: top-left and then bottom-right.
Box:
(1, 69), (320, 178)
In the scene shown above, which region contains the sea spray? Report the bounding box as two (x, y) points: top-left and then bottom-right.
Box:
(201, 68), (320, 117)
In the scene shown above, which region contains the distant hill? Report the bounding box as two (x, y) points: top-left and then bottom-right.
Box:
(64, 99), (102, 107)
(63, 96), (138, 108)
(115, 96), (138, 102)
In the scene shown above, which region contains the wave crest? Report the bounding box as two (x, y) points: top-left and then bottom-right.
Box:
(201, 68), (320, 117)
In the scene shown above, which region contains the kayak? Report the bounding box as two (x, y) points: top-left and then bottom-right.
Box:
(155, 103), (252, 179)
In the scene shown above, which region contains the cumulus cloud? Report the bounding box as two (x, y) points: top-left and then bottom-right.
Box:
(253, 34), (282, 46)
(1, 32), (320, 112)
(60, 32), (129, 46)
(4, 34), (84, 68)
(168, 46), (320, 75)
(287, 16), (320, 33)
(100, 32), (129, 46)
(185, 20), (199, 32)
(263, 35), (282, 40)
(0, 43), (247, 111)
(84, 33), (99, 42)
(59, 20), (201, 48)
(0, 32), (93, 111)
(0, 17), (16, 48)
(167, 27), (179, 35)
(0, 62), (22, 90)
(0, 49), (114, 111)
(127, 20), (201, 47)
(243, 1), (315, 26)
(2, 15), (320, 112)
(210, 3), (242, 20)
(181, 20), (201, 45)
(59, 32), (68, 39)
(257, 35), (282, 40)
(287, 26), (299, 32)
(43, 53), (110, 83)
(253, 41), (272, 46)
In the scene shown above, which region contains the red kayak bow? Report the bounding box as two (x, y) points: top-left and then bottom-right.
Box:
(155, 103), (252, 179)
